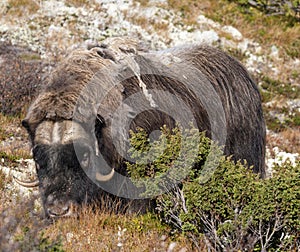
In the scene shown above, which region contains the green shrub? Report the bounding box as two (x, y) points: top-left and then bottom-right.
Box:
(127, 126), (212, 198)
(127, 126), (300, 251)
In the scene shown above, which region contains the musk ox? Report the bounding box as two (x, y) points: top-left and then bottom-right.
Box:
(17, 37), (266, 218)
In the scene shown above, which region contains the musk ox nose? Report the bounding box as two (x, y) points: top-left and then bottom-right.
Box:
(46, 195), (73, 218)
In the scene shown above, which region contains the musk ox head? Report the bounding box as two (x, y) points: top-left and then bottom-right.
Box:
(19, 37), (266, 218)
(21, 119), (116, 218)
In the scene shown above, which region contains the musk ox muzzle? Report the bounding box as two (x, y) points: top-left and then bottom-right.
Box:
(20, 37), (266, 218)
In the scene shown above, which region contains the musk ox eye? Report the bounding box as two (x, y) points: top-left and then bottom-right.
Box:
(80, 151), (90, 169)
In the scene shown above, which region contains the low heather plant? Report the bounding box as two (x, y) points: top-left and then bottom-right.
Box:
(0, 43), (47, 116)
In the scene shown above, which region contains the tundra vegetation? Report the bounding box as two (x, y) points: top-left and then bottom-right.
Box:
(0, 0), (299, 251)
(127, 127), (300, 251)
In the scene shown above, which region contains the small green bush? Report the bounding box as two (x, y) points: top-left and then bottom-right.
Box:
(127, 126), (300, 251)
(127, 126), (212, 197)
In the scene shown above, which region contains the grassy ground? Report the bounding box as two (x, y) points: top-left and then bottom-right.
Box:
(0, 0), (299, 251)
(166, 0), (300, 58)
(0, 195), (194, 251)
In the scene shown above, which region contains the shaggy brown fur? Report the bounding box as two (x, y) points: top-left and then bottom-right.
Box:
(22, 37), (266, 216)
(25, 39), (265, 173)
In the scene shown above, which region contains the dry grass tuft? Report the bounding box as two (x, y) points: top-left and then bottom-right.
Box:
(0, 169), (6, 191)
(267, 127), (300, 154)
(168, 0), (203, 25)
(280, 128), (300, 153)
(6, 0), (40, 16)
(0, 113), (31, 162)
(65, 0), (90, 7)
(43, 206), (193, 251)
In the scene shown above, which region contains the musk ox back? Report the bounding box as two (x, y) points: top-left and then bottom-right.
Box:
(20, 37), (266, 218)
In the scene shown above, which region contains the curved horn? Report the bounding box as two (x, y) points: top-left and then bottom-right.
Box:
(13, 176), (40, 188)
(95, 168), (115, 182)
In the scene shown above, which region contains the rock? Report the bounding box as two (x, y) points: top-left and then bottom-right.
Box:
(270, 45), (279, 59)
(222, 25), (243, 40)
